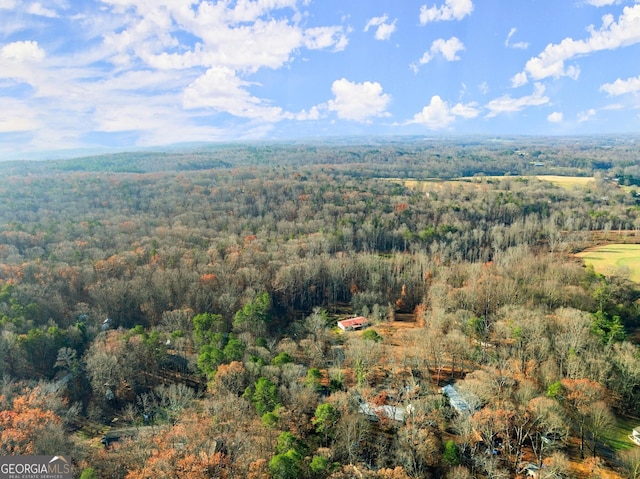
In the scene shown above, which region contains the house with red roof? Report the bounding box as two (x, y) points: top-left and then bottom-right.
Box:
(337, 316), (368, 331)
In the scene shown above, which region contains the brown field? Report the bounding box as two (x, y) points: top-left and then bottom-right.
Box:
(534, 175), (596, 189)
(400, 175), (600, 193)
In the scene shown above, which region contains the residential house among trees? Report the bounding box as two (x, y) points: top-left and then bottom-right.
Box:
(359, 402), (411, 422)
(337, 316), (369, 331)
(441, 384), (477, 414)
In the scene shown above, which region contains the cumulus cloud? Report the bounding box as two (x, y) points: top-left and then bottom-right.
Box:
(413, 37), (465, 70)
(548, 111), (563, 123)
(0, 40), (46, 86)
(511, 71), (528, 88)
(1, 40), (45, 62)
(295, 106), (321, 121)
(420, 0), (474, 24)
(578, 108), (597, 122)
(327, 78), (391, 122)
(95, 0), (351, 126)
(411, 96), (454, 128)
(485, 82), (549, 117)
(431, 37), (465, 61)
(451, 102), (480, 119)
(304, 26), (349, 51)
(601, 75), (640, 95)
(193, 0), (299, 25)
(98, 0), (351, 73)
(183, 66), (287, 122)
(515, 5), (640, 83)
(409, 96), (479, 129)
(0, 1), (357, 152)
(364, 15), (397, 41)
(505, 27), (529, 49)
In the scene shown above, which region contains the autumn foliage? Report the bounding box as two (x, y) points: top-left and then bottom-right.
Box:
(0, 385), (67, 455)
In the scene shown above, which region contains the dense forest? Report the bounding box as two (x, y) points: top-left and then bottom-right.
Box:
(2, 136), (640, 478)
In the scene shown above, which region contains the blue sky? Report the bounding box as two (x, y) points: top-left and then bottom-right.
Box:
(0, 0), (639, 154)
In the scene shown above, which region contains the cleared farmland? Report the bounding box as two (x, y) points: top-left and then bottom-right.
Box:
(401, 175), (598, 192)
(576, 244), (640, 283)
(534, 175), (596, 189)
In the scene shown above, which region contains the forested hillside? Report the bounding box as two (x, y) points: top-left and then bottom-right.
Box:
(1, 136), (640, 478)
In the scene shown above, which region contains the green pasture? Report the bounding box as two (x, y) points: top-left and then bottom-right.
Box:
(576, 244), (640, 283)
(603, 414), (639, 453)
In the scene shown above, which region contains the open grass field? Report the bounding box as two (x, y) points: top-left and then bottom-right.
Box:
(401, 178), (447, 192)
(604, 414), (639, 453)
(535, 175), (596, 189)
(400, 175), (598, 192)
(576, 244), (640, 283)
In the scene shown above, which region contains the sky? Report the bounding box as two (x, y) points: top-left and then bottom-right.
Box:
(0, 0), (639, 155)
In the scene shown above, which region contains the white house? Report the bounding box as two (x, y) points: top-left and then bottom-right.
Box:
(337, 316), (368, 331)
(359, 402), (411, 422)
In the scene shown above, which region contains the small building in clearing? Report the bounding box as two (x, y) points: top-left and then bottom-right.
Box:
(629, 427), (640, 446)
(337, 316), (369, 331)
(440, 384), (478, 414)
(359, 402), (411, 422)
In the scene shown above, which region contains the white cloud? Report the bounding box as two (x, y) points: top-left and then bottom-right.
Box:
(1, 40), (45, 62)
(0, 41), (46, 86)
(0, 1), (363, 153)
(505, 27), (529, 49)
(601, 75), (640, 95)
(586, 0), (620, 6)
(415, 37), (465, 67)
(548, 111), (563, 123)
(364, 15), (397, 41)
(451, 102), (480, 119)
(485, 82), (550, 117)
(409, 95), (479, 129)
(304, 26), (349, 51)
(227, 0), (299, 23)
(516, 5), (640, 82)
(98, 1), (350, 73)
(93, 95), (251, 145)
(94, 99), (179, 133)
(0, 98), (40, 132)
(327, 78), (391, 122)
(27, 2), (59, 18)
(374, 22), (396, 41)
(183, 66), (287, 122)
(479, 82), (489, 94)
(578, 108), (597, 122)
(511, 71), (528, 88)
(420, 0), (474, 24)
(411, 96), (454, 128)
(431, 37), (465, 61)
(93, 0), (351, 127)
(295, 106), (321, 121)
